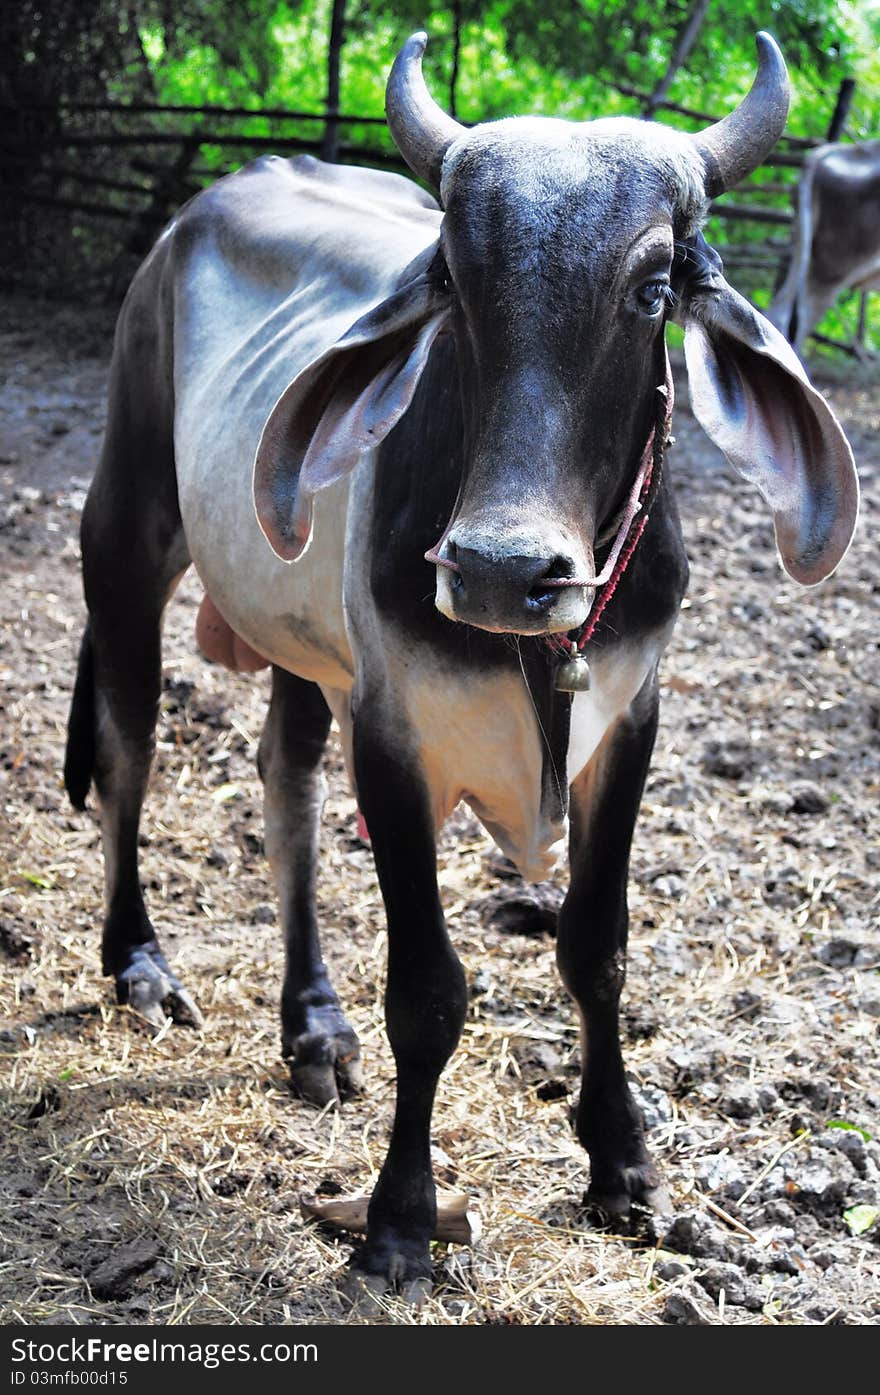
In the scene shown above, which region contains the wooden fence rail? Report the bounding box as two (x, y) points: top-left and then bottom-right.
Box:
(607, 80), (820, 147)
(10, 132), (399, 160)
(709, 201), (792, 226)
(3, 75), (869, 352)
(0, 100), (389, 126)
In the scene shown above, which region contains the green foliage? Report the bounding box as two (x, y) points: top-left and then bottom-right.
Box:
(827, 1119), (872, 1141)
(136, 2), (879, 133)
(139, 1), (286, 94)
(20, 872), (55, 891)
(843, 1204), (879, 1236)
(6, 0), (878, 335)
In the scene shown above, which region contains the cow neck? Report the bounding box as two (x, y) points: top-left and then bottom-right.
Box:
(514, 357), (672, 835)
(546, 357), (674, 691)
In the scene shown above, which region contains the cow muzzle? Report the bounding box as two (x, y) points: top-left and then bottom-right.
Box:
(430, 527), (594, 635)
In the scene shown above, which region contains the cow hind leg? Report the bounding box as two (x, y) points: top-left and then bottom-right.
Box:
(67, 597), (200, 1026)
(257, 667), (361, 1106)
(65, 366), (197, 1027)
(557, 674), (672, 1228)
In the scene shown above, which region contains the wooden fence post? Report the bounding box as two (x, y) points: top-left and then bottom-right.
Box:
(450, 0), (463, 118)
(125, 136), (200, 257)
(320, 0), (347, 162)
(825, 78), (855, 142)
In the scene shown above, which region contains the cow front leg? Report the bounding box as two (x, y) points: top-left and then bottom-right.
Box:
(557, 675), (671, 1224)
(348, 705), (468, 1294)
(257, 667), (361, 1106)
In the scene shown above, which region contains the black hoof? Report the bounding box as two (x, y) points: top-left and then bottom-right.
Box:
(345, 1234), (433, 1309)
(115, 942), (204, 1030)
(344, 1269), (431, 1313)
(284, 1020), (362, 1107)
(584, 1166), (673, 1236)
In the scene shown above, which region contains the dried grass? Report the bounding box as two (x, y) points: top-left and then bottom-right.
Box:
(1, 337), (878, 1326)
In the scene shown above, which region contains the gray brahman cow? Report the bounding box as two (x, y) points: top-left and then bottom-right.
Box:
(769, 138), (880, 353)
(65, 32), (858, 1294)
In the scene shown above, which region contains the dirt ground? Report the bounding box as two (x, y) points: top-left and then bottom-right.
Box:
(0, 290), (878, 1327)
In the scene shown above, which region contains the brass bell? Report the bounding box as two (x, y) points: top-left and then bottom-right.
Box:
(554, 654), (591, 692)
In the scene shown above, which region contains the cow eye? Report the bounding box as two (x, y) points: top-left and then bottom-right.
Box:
(434, 255), (453, 292)
(635, 278), (671, 317)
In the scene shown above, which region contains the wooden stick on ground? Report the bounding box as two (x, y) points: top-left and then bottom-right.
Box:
(300, 1190), (482, 1246)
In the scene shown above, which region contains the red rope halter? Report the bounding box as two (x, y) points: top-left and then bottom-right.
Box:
(546, 362), (674, 665)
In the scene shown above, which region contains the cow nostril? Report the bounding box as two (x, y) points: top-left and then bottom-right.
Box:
(526, 585), (557, 609)
(527, 556), (574, 605)
(443, 540), (464, 589)
(543, 555), (575, 583)
(447, 543), (581, 617)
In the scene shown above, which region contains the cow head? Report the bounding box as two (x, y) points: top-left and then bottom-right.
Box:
(254, 33), (858, 631)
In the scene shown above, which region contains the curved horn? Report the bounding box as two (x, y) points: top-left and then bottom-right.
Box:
(385, 32), (465, 190)
(692, 33), (790, 197)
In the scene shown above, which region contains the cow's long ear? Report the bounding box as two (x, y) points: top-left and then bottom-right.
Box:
(254, 255), (450, 561)
(678, 257), (858, 585)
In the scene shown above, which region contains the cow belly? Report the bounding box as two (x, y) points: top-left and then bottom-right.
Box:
(179, 462), (355, 692)
(846, 253), (880, 293)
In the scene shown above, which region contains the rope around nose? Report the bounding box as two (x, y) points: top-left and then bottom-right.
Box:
(423, 361), (674, 655)
(546, 364), (674, 664)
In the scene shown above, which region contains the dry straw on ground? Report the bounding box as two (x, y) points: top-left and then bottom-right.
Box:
(1, 302), (878, 1325)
